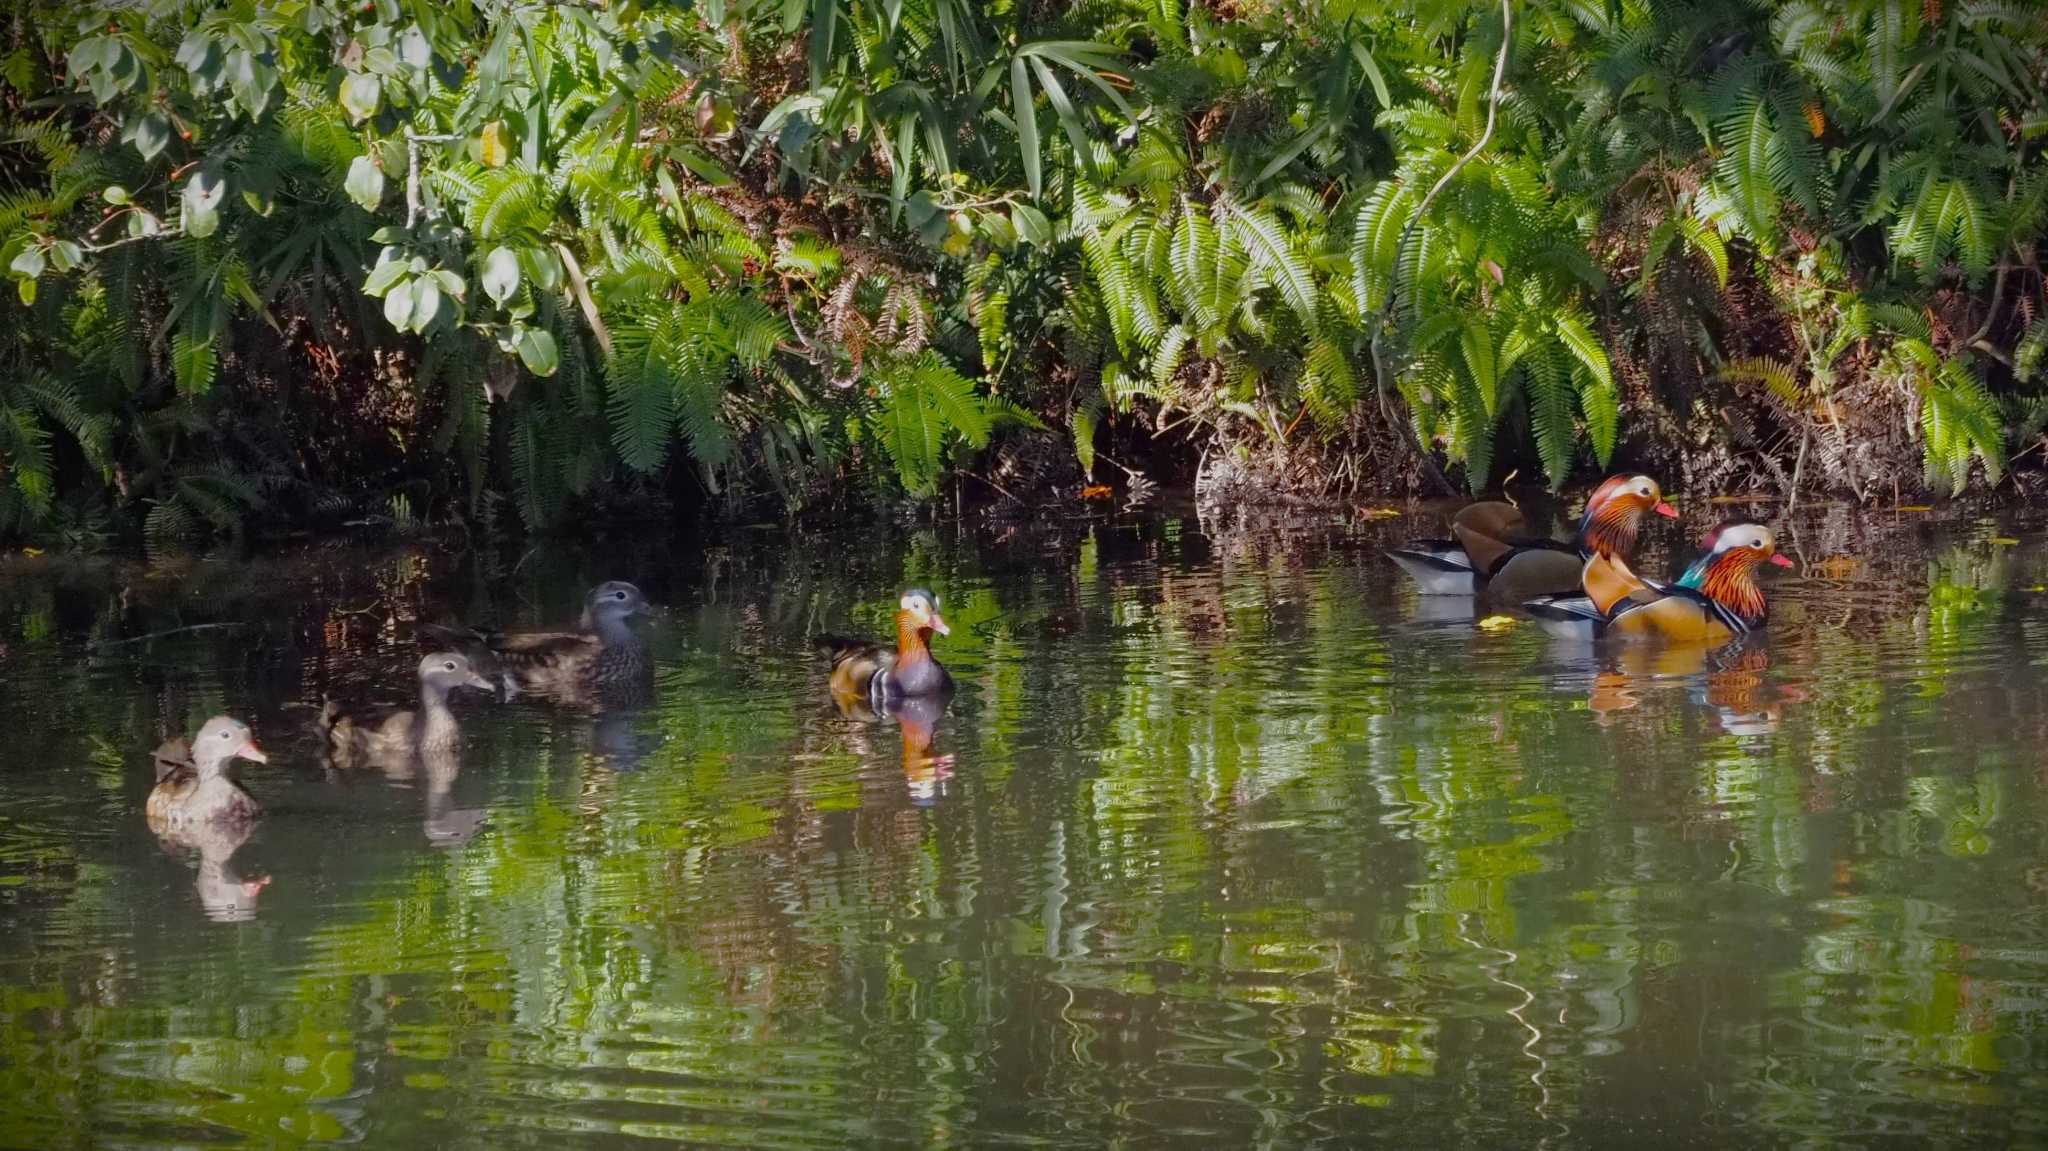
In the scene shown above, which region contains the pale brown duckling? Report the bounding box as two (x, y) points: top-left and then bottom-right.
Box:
(426, 581), (655, 706)
(145, 716), (268, 833)
(319, 651), (495, 765)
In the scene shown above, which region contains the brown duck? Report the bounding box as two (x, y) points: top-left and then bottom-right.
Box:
(818, 589), (955, 711)
(1387, 475), (1677, 602)
(318, 651), (496, 766)
(146, 715), (268, 833)
(427, 581), (654, 706)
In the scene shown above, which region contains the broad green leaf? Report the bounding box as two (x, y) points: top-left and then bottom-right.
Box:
(1011, 57), (1041, 198)
(1350, 42), (1392, 109)
(181, 166), (225, 238)
(482, 246), (520, 304)
(516, 327), (559, 376)
(362, 254), (408, 296)
(345, 154), (385, 210)
(383, 276), (415, 329)
(9, 244), (45, 279)
(339, 72), (382, 123)
(128, 113), (170, 161)
(1011, 202), (1052, 245)
(102, 185), (128, 205)
(411, 276), (441, 331)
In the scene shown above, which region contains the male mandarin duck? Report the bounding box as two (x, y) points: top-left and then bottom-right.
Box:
(146, 715), (269, 832)
(1525, 522), (1793, 643)
(427, 581), (654, 706)
(1387, 475), (1677, 601)
(318, 651), (496, 766)
(817, 589), (955, 711)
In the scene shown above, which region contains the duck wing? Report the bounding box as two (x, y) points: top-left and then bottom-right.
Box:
(427, 620), (603, 696)
(817, 634), (895, 703)
(153, 737), (193, 783)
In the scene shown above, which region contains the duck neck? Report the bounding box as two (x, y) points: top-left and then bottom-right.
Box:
(1578, 496), (1641, 559)
(1681, 552), (1767, 624)
(191, 753), (231, 781)
(591, 611), (641, 650)
(894, 611), (931, 668)
(417, 681), (460, 746)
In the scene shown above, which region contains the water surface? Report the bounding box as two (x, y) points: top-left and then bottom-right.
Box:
(3, 501), (2047, 1148)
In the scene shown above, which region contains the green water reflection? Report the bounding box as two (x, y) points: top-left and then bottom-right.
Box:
(2, 504), (2047, 1148)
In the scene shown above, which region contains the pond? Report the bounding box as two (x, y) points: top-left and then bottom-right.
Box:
(2, 499), (2046, 1148)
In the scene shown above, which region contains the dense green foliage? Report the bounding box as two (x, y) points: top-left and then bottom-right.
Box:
(0, 0), (2043, 542)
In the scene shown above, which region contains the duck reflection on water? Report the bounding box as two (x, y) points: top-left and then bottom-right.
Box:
(1552, 638), (1807, 734)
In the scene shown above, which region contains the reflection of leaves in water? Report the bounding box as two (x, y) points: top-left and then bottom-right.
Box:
(1, 511), (2047, 1144)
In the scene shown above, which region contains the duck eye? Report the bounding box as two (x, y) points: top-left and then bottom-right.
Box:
(613, 591), (628, 600)
(443, 661), (457, 671)
(218, 730), (232, 740)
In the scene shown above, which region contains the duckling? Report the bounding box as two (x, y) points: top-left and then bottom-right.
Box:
(145, 715), (268, 833)
(817, 589), (955, 711)
(427, 581), (654, 706)
(319, 651), (496, 766)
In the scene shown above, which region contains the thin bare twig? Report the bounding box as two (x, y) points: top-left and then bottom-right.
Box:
(90, 622), (246, 650)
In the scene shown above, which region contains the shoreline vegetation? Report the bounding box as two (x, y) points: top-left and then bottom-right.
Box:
(0, 2), (2043, 551)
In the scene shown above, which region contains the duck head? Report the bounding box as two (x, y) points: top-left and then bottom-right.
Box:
(579, 580), (653, 633)
(191, 716), (267, 773)
(1679, 523), (1793, 623)
(898, 588), (950, 639)
(1578, 474), (1678, 558)
(418, 651), (495, 695)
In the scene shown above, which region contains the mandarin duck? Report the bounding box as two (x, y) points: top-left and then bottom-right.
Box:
(1388, 475), (1677, 601)
(319, 651), (495, 766)
(817, 589), (955, 711)
(1525, 522), (1793, 643)
(427, 581), (655, 706)
(146, 716), (269, 832)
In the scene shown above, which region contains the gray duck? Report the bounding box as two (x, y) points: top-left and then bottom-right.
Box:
(145, 715), (268, 833)
(427, 581), (655, 706)
(319, 651), (496, 766)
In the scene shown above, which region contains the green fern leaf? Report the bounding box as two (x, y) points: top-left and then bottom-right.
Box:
(1527, 344), (1575, 490)
(172, 332), (216, 395)
(1224, 199), (1319, 333)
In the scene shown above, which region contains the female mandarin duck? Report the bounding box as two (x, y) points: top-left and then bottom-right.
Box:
(818, 589), (955, 711)
(428, 581), (654, 706)
(146, 715), (269, 832)
(1387, 475), (1677, 600)
(318, 651), (496, 766)
(1525, 522), (1793, 643)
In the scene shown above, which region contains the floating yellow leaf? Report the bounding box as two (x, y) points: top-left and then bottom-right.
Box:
(1354, 506), (1402, 519)
(20, 547), (42, 557)
(1477, 615), (1518, 631)
(1990, 537), (2020, 546)
(1079, 484), (1113, 500)
(1894, 505), (1933, 513)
